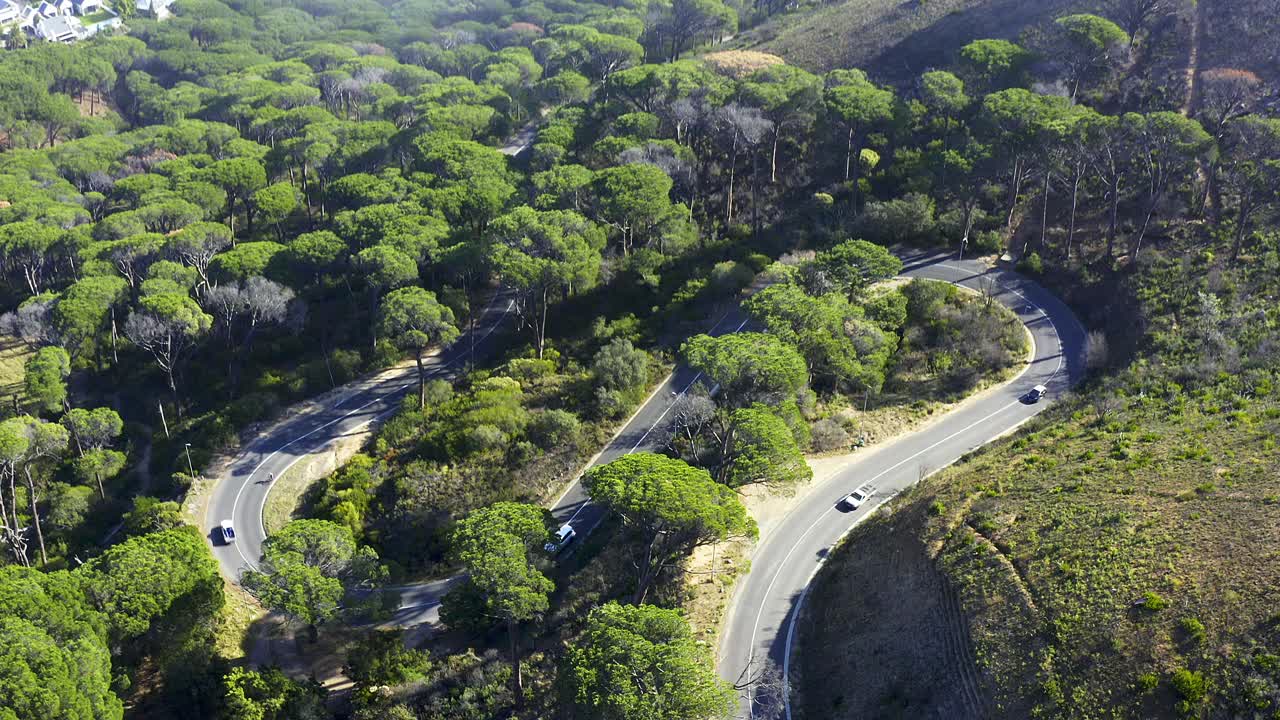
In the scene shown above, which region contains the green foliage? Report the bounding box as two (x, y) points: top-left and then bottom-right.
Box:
(528, 409), (581, 450)
(241, 519), (385, 627)
(744, 283), (897, 393)
(681, 332), (808, 408)
(1179, 617), (1206, 644)
(1141, 591), (1168, 611)
(563, 601), (736, 720)
(720, 406), (812, 492)
(80, 526), (223, 643)
(854, 193), (937, 245)
(583, 453), (756, 600)
(23, 345), (70, 414)
(122, 496), (186, 537)
(0, 567), (120, 720)
(219, 667), (327, 720)
(344, 630), (433, 691)
(958, 39), (1033, 91)
(1170, 668), (1208, 703)
(0, 614), (122, 720)
(441, 502), (552, 691)
(1018, 251), (1044, 274)
(804, 238), (903, 298)
(489, 206), (604, 357)
(592, 337), (649, 417)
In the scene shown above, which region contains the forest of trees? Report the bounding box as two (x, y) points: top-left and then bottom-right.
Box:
(0, 0), (1277, 716)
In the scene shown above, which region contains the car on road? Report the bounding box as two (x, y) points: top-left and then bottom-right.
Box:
(1025, 384), (1048, 403)
(220, 520), (236, 544)
(545, 524), (575, 554)
(840, 486), (871, 510)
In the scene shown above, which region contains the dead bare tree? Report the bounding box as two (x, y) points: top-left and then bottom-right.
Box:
(731, 654), (788, 720)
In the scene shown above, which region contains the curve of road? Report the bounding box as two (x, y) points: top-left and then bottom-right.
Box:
(207, 251), (1084, 655)
(716, 250), (1087, 719)
(206, 293), (515, 582)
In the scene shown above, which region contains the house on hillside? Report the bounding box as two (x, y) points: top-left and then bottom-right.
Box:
(0, 0), (20, 24)
(36, 13), (84, 41)
(135, 0), (171, 18)
(72, 0), (102, 14)
(36, 0), (73, 17)
(18, 3), (38, 29)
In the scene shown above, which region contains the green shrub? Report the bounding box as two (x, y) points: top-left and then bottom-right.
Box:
(1180, 617), (1206, 644)
(595, 387), (629, 420)
(1017, 251), (1044, 275)
(422, 379), (453, 407)
(505, 357), (556, 384)
(226, 392), (281, 428)
(709, 260), (754, 295)
(1170, 668), (1207, 702)
(465, 424), (508, 453)
(593, 338), (649, 394)
(973, 229), (1005, 254)
(865, 289), (908, 331)
(928, 500), (947, 516)
(1141, 591), (1169, 611)
(855, 193), (936, 245)
(528, 409), (581, 450)
(1137, 672), (1159, 694)
(368, 339), (401, 370)
(744, 253), (772, 272)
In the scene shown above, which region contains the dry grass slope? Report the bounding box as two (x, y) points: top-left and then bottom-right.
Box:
(747, 0), (1087, 80)
(800, 382), (1280, 718)
(0, 336), (31, 409)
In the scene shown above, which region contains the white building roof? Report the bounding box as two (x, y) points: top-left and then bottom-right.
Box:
(36, 13), (84, 40)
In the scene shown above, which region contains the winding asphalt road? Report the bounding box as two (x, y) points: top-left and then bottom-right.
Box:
(205, 293), (515, 583)
(206, 250), (1084, 662)
(716, 250), (1087, 719)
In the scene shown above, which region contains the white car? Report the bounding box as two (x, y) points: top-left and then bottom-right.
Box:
(840, 486), (871, 510)
(220, 519), (236, 544)
(545, 524), (576, 554)
(1026, 384), (1048, 403)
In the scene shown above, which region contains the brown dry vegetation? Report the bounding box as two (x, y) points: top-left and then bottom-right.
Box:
(703, 49), (787, 78)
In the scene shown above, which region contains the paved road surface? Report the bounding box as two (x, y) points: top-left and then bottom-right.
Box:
(208, 251), (1082, 652)
(380, 302), (754, 625)
(716, 251), (1087, 719)
(500, 120), (538, 156)
(205, 293), (514, 581)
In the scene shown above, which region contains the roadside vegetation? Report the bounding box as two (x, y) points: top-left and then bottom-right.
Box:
(802, 249), (1280, 718)
(0, 0), (1277, 715)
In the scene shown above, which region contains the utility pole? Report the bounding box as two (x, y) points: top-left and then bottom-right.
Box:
(183, 442), (195, 478)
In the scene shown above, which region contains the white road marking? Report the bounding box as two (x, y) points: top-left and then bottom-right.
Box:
(755, 266), (1077, 720)
(564, 316), (750, 528)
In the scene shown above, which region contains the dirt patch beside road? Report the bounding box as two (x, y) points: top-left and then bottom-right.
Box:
(793, 500), (985, 720)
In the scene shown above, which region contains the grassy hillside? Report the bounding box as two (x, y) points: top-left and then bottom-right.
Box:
(798, 251), (1280, 718)
(742, 0), (1087, 79)
(0, 336), (30, 410)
